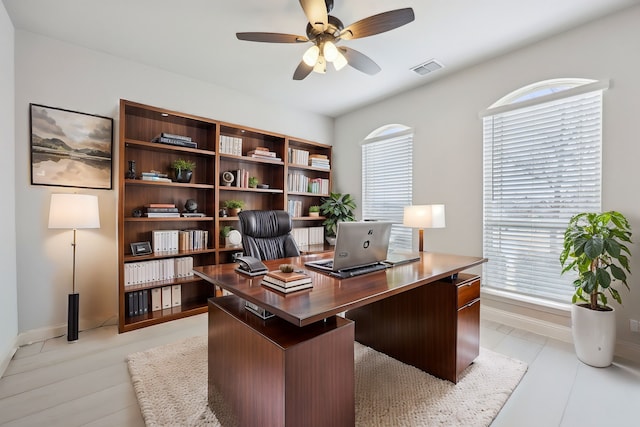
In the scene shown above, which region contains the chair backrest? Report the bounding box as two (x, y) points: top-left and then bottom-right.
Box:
(238, 210), (301, 261)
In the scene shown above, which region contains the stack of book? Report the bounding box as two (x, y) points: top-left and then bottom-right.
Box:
(141, 171), (171, 182)
(219, 135), (242, 155)
(145, 203), (180, 218)
(261, 269), (312, 293)
(151, 132), (197, 148)
(309, 154), (330, 169)
(247, 147), (281, 161)
(289, 147), (310, 166)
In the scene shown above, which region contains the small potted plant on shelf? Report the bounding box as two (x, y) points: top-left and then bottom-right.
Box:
(224, 200), (245, 217)
(320, 192), (356, 245)
(171, 159), (196, 183)
(309, 205), (320, 217)
(248, 176), (259, 188)
(560, 211), (632, 367)
(221, 226), (241, 247)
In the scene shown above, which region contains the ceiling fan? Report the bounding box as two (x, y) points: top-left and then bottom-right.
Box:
(236, 0), (415, 80)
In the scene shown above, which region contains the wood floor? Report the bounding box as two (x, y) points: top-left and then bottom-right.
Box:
(1, 314), (638, 426)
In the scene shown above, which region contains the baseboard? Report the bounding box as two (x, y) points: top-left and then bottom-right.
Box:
(15, 315), (118, 347)
(481, 304), (573, 343)
(615, 339), (640, 363)
(0, 341), (18, 378)
(16, 324), (66, 347)
(481, 305), (640, 362)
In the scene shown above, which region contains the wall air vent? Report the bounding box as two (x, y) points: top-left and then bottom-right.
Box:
(411, 59), (443, 76)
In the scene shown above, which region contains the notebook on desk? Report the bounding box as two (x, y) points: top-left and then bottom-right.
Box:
(305, 221), (392, 278)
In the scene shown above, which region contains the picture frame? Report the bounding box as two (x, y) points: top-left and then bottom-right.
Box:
(130, 241), (153, 256)
(30, 103), (114, 190)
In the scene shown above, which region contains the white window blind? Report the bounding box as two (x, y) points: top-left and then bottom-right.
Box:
(362, 131), (413, 250)
(483, 89), (602, 302)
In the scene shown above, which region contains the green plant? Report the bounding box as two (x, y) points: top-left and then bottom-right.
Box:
(224, 200), (245, 209)
(220, 226), (233, 238)
(171, 159), (196, 171)
(309, 205), (320, 213)
(248, 176), (259, 188)
(320, 192), (356, 237)
(560, 211), (632, 310)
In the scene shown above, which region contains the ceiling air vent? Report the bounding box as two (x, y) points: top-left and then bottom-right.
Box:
(411, 59), (443, 76)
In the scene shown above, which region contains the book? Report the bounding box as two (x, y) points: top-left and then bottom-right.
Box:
(158, 132), (192, 142)
(266, 269), (310, 282)
(181, 212), (206, 217)
(247, 149), (276, 157)
(262, 275), (312, 288)
(264, 270), (312, 287)
(145, 212), (181, 218)
(261, 280), (313, 294)
(161, 286), (172, 309)
(145, 203), (176, 208)
(141, 176), (172, 183)
(151, 135), (198, 148)
(146, 207), (179, 213)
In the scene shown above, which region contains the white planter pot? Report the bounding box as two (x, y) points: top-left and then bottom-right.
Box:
(571, 304), (616, 367)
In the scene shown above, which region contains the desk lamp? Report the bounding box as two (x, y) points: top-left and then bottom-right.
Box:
(48, 194), (100, 341)
(403, 205), (446, 251)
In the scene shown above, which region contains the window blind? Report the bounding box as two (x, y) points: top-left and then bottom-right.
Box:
(483, 90), (602, 302)
(362, 132), (413, 250)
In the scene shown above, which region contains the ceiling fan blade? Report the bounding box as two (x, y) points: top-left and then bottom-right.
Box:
(299, 0), (328, 32)
(293, 60), (314, 80)
(236, 32), (308, 43)
(339, 47), (381, 75)
(340, 8), (415, 40)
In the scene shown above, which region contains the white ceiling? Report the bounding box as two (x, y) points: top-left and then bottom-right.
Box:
(4, 0), (639, 117)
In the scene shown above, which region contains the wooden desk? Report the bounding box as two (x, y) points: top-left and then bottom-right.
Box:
(194, 252), (486, 426)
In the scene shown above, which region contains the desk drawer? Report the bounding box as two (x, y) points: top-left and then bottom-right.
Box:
(457, 278), (480, 308)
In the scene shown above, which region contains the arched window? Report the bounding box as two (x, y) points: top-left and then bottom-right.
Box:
(482, 78), (608, 303)
(361, 124), (413, 250)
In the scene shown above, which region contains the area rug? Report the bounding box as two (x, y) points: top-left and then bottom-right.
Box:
(127, 335), (527, 427)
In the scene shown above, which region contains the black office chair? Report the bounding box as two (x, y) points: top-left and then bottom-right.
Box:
(238, 210), (301, 261)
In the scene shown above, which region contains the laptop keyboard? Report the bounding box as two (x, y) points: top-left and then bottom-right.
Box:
(335, 262), (388, 278)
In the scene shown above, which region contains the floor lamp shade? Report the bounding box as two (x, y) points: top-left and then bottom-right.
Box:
(48, 194), (100, 341)
(48, 194), (101, 229)
(403, 205), (446, 251)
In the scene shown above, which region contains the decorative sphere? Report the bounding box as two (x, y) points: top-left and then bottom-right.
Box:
(185, 199), (198, 212)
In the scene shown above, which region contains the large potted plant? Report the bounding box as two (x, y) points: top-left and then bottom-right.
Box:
(320, 192), (356, 245)
(560, 211), (632, 367)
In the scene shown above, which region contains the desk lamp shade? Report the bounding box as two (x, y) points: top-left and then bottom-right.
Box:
(403, 205), (446, 251)
(48, 194), (100, 341)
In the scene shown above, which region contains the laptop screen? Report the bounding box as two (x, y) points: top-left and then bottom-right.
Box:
(329, 221), (392, 271)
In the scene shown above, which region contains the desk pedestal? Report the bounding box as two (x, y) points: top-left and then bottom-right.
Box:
(346, 273), (480, 383)
(208, 296), (355, 427)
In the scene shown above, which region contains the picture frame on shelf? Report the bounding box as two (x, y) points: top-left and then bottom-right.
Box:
(30, 103), (114, 190)
(130, 241), (152, 256)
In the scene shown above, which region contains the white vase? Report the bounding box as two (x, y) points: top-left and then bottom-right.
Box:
(571, 304), (616, 367)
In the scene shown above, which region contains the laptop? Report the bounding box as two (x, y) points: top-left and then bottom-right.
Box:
(305, 221), (392, 278)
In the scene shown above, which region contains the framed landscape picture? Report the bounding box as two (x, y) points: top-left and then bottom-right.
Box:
(30, 103), (113, 190)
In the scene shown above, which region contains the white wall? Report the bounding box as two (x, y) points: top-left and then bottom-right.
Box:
(334, 5), (640, 359)
(13, 30), (333, 339)
(0, 1), (18, 371)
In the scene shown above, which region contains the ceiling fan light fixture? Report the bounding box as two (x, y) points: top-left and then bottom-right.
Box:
(313, 56), (327, 74)
(333, 51), (348, 71)
(302, 45), (320, 66)
(323, 40), (339, 62)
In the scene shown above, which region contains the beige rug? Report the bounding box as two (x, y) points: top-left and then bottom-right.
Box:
(127, 335), (527, 426)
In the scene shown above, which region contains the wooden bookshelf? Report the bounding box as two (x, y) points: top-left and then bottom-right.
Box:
(117, 100), (332, 332)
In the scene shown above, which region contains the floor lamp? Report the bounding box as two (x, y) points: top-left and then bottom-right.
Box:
(48, 194), (100, 342)
(403, 204), (446, 251)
